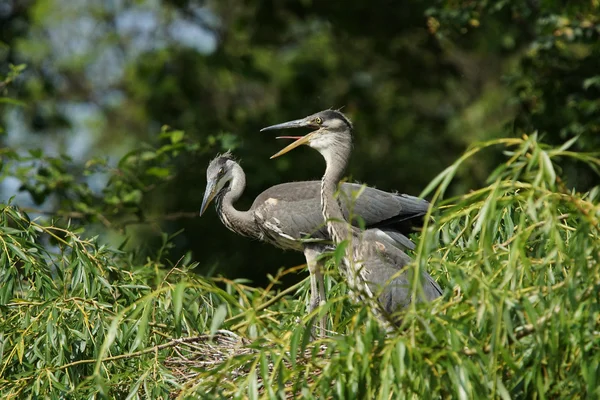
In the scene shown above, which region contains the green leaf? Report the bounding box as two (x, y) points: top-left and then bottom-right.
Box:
(209, 304), (227, 337)
(7, 243), (31, 263)
(333, 240), (349, 268)
(145, 167), (171, 178)
(131, 301), (152, 351)
(247, 369), (259, 400)
(540, 150), (556, 185)
(122, 189), (143, 204)
(0, 97), (28, 107)
(170, 130), (185, 144)
(583, 76), (600, 90)
(173, 281), (185, 335)
(16, 337), (24, 363)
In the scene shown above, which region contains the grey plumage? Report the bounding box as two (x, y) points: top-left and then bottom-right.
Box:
(200, 152), (428, 252)
(263, 109), (442, 327)
(199, 150), (430, 333)
(252, 180), (428, 251)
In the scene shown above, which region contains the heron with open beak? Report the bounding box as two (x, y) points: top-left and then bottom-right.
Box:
(261, 109), (442, 327)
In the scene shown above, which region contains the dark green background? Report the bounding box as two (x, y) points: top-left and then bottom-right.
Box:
(1, 0), (598, 285)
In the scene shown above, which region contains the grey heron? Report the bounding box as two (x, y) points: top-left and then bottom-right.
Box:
(200, 151), (431, 333)
(262, 110), (442, 327)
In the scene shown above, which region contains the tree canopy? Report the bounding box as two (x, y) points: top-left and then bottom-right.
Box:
(2, 0), (597, 281)
(0, 0), (599, 398)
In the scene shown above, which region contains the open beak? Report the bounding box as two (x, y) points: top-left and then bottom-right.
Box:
(199, 180), (217, 216)
(260, 117), (318, 159)
(269, 133), (315, 159)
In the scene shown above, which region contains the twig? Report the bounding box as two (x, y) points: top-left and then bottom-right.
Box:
(55, 331), (242, 371)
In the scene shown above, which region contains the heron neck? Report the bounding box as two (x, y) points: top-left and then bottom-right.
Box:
(320, 146), (352, 243)
(216, 163), (256, 238)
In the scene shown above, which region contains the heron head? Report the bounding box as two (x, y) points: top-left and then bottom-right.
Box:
(200, 151), (236, 216)
(260, 109), (353, 159)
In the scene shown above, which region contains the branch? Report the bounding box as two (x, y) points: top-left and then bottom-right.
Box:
(55, 330), (243, 371)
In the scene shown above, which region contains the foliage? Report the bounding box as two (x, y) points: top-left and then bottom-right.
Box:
(1, 134), (598, 398)
(427, 0), (600, 189)
(1, 1), (599, 398)
(0, 124), (205, 257)
(0, 0), (596, 281)
(0, 64), (27, 134)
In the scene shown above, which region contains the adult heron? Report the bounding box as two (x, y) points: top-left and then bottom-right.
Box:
(200, 151), (430, 333)
(262, 110), (442, 327)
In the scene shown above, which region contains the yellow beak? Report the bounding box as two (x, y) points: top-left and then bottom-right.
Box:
(270, 132), (316, 159)
(261, 117), (320, 159)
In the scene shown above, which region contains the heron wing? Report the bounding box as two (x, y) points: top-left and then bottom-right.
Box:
(252, 195), (330, 250)
(358, 232), (442, 313)
(370, 228), (416, 251)
(254, 181), (429, 227)
(252, 181), (321, 206)
(339, 183), (430, 233)
(249, 181), (428, 250)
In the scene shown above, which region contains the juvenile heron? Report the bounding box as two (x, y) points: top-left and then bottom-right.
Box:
(200, 151), (430, 333)
(263, 110), (442, 327)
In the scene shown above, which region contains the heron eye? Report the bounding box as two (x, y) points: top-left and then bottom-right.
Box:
(218, 168), (224, 174)
(315, 117), (323, 124)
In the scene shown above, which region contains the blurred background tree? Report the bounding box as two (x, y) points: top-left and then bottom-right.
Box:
(1, 0), (598, 285)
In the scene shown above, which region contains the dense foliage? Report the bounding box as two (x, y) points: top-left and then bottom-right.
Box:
(1, 0), (598, 281)
(1, 1), (599, 398)
(1, 133), (598, 398)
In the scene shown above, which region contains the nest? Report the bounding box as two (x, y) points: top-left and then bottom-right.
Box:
(164, 330), (252, 382)
(164, 330), (329, 398)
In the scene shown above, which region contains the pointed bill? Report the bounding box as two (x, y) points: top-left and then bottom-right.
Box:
(261, 116), (320, 158)
(199, 181), (217, 216)
(260, 118), (307, 132)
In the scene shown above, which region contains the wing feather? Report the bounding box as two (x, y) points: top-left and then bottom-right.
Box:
(249, 180), (428, 251)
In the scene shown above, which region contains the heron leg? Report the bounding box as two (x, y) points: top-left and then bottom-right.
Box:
(315, 258), (327, 334)
(304, 246), (326, 337)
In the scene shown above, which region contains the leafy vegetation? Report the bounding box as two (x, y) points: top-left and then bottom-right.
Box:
(1, 1), (599, 398)
(1, 0), (598, 281)
(1, 132), (598, 398)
